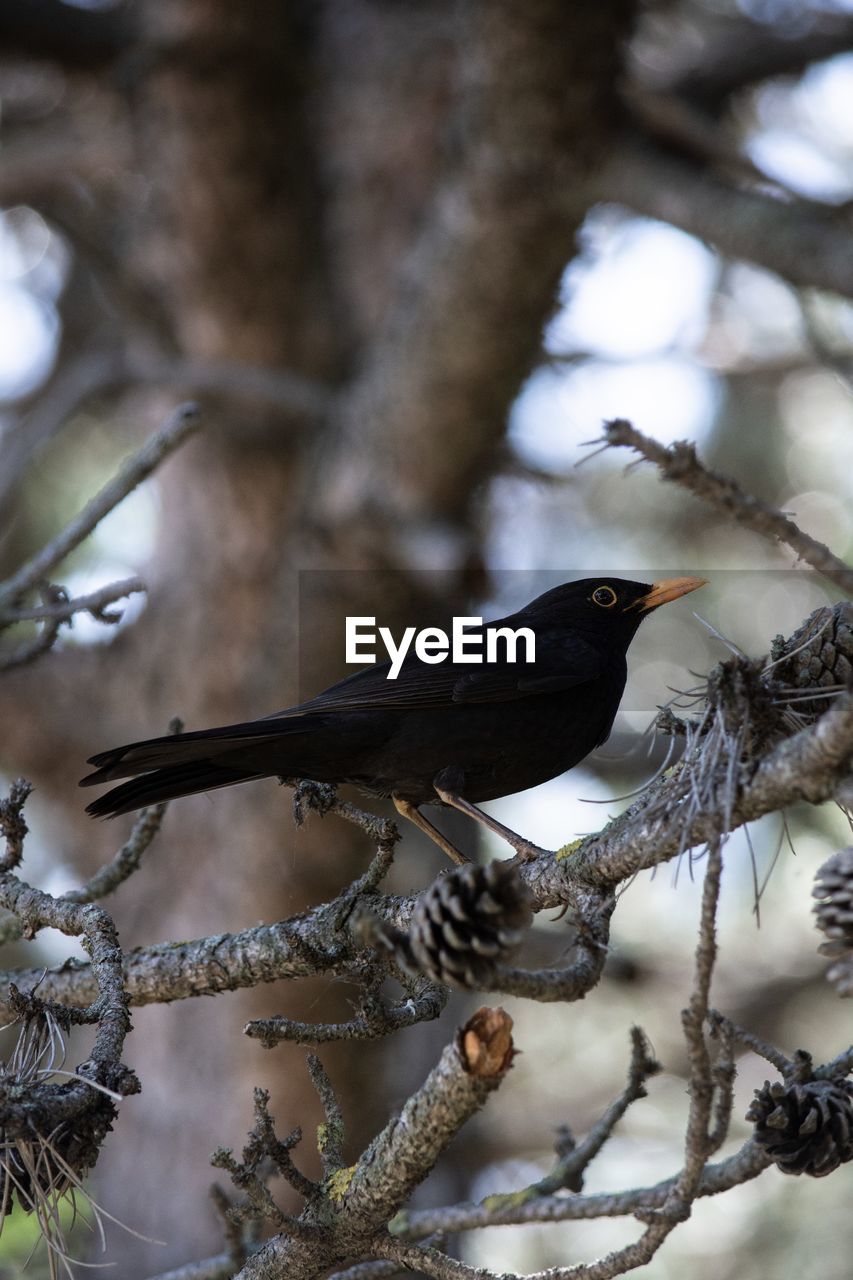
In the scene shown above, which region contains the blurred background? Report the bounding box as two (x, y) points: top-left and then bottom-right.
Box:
(1, 1), (853, 1276)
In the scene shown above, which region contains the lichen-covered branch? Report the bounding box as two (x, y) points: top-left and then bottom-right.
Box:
(4, 677), (852, 1020)
(205, 1010), (516, 1280)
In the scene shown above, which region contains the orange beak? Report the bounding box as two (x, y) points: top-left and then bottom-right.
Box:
(626, 576), (708, 613)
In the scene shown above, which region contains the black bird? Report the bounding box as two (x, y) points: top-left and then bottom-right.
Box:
(81, 576), (705, 863)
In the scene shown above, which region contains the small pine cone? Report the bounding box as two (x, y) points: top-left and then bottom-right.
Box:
(813, 849), (853, 956)
(746, 1077), (853, 1177)
(407, 862), (533, 989)
(825, 953), (853, 997)
(772, 602), (853, 715)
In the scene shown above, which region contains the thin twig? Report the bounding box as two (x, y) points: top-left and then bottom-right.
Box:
(708, 1011), (793, 1075)
(143, 1253), (248, 1280)
(62, 804), (168, 905)
(245, 987), (446, 1047)
(479, 1027), (660, 1209)
(0, 404), (201, 610)
(308, 1054), (346, 1176)
(391, 1139), (770, 1239)
(594, 418), (853, 595)
(1, 576), (144, 625)
(673, 838), (725, 1201)
(0, 616), (63, 672)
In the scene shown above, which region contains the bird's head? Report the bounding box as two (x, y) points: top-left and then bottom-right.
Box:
(517, 575), (707, 648)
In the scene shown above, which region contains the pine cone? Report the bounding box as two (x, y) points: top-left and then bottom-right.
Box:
(825, 953), (853, 997)
(772, 602), (853, 715)
(746, 1077), (853, 1176)
(813, 848), (853, 957)
(406, 862), (533, 988)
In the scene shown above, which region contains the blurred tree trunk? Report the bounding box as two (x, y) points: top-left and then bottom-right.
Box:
(0, 0), (634, 1270)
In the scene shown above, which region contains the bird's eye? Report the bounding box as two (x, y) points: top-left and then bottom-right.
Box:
(591, 585), (617, 608)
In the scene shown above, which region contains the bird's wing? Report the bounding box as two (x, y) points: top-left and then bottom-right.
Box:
(450, 631), (602, 702)
(81, 631), (602, 787)
(287, 629), (602, 712)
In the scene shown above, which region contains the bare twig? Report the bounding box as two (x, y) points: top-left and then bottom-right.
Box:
(709, 1011), (795, 1076)
(0, 616), (62, 671)
(144, 1252), (240, 1280)
(0, 403), (201, 610)
(210, 1182), (251, 1272)
(707, 1017), (737, 1154)
(671, 838), (725, 1203)
(126, 353), (334, 422)
(476, 893), (613, 1003)
(61, 803), (167, 905)
(551, 1027), (660, 1190)
(0, 576), (145, 672)
(569, 690), (853, 892)
(308, 1055), (346, 1177)
(382, 852), (730, 1280)
(476, 1027), (660, 1211)
(595, 419), (853, 595)
(0, 349), (130, 513)
(0, 727), (176, 948)
(0, 778), (33, 871)
(221, 1087), (320, 1209)
(596, 138), (853, 302)
(1, 576), (144, 626)
(391, 1139), (770, 1239)
(63, 718), (182, 906)
(0, 786), (139, 1274)
(245, 985), (447, 1047)
(0, 349), (329, 521)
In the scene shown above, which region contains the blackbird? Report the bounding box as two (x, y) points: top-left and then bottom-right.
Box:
(81, 575), (705, 863)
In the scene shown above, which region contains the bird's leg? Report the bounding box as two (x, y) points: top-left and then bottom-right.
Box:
(392, 795), (472, 866)
(433, 785), (551, 861)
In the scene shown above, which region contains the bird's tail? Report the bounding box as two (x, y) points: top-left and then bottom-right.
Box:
(80, 717), (312, 818)
(83, 760), (267, 817)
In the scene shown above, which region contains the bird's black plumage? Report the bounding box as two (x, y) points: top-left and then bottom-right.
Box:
(81, 575), (705, 860)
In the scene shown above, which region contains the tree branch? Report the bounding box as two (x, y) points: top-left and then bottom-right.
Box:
(390, 1139), (769, 1242)
(649, 11), (853, 111)
(0, 403), (201, 611)
(236, 1008), (515, 1279)
(595, 419), (853, 594)
(5, 686), (853, 1018)
(596, 138), (853, 301)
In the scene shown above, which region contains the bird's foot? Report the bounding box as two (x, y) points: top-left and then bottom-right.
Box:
(508, 837), (553, 862)
(433, 784), (552, 862)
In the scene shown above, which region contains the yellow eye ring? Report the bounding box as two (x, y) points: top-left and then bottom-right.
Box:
(591, 585), (617, 608)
